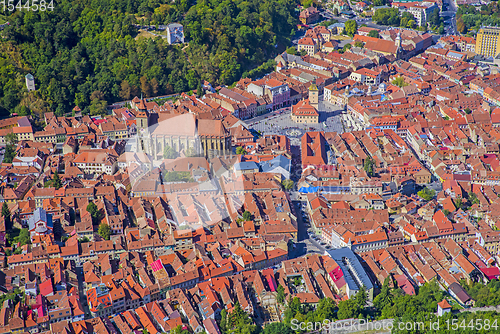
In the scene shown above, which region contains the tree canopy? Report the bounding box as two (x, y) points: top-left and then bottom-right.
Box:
(86, 202), (103, 224)
(457, 4), (500, 34)
(418, 187), (435, 201)
(391, 76), (408, 88)
(344, 20), (358, 37)
(163, 145), (178, 159)
(242, 211), (252, 221)
(363, 156), (375, 177)
(52, 171), (62, 190)
(0, 0), (299, 117)
(372, 8), (416, 28)
(221, 302), (259, 334)
(462, 279), (500, 307)
(3, 133), (18, 164)
(236, 146), (247, 155)
(98, 223), (112, 240)
(2, 202), (11, 230)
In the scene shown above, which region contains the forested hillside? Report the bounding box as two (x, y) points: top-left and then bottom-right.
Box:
(0, 0), (299, 117)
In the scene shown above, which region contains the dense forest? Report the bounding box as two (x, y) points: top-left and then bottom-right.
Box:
(0, 0), (299, 118)
(242, 280), (500, 334)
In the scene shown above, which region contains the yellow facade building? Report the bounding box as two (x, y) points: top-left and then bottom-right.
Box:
(476, 27), (500, 57)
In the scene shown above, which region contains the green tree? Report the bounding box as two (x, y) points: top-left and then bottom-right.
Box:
(372, 8), (401, 26)
(368, 30), (380, 38)
(170, 325), (190, 334)
(196, 80), (203, 97)
(468, 191), (480, 206)
(457, 16), (466, 34)
(236, 146), (247, 155)
(242, 211), (252, 221)
(0, 0), (300, 116)
(14, 228), (30, 247)
(163, 145), (178, 159)
(79, 237), (90, 243)
(3, 144), (16, 164)
(98, 223), (111, 240)
(391, 76), (408, 87)
(3, 132), (18, 164)
(373, 277), (393, 314)
(342, 43), (352, 52)
(277, 285), (286, 304)
(417, 187), (435, 201)
(86, 202), (102, 224)
(5, 133), (17, 146)
(429, 8), (441, 27)
(462, 279), (500, 307)
(314, 297), (337, 322)
(400, 12), (416, 28)
(13, 105), (30, 117)
(263, 323), (293, 334)
(286, 47), (297, 55)
(282, 179), (294, 190)
(363, 156), (375, 177)
(2, 202), (11, 230)
(354, 41), (364, 48)
(442, 209), (450, 216)
(344, 20), (358, 37)
(454, 196), (464, 210)
(227, 302), (258, 334)
(355, 286), (367, 309)
(337, 299), (360, 320)
(164, 171), (193, 183)
(52, 171), (62, 190)
(319, 19), (338, 27)
(464, 107), (471, 114)
(140, 76), (152, 98)
(88, 99), (108, 116)
(220, 309), (228, 333)
(284, 296), (303, 323)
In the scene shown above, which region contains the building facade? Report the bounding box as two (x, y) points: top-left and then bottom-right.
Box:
(476, 27), (500, 58)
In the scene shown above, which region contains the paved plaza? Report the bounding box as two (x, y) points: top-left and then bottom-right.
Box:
(248, 99), (345, 139)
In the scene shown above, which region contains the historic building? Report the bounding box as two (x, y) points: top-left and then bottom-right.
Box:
(291, 82), (319, 124)
(135, 113), (230, 160)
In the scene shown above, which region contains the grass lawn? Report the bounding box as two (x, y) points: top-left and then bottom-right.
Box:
(135, 29), (156, 40)
(449, 298), (465, 311)
(332, 35), (351, 40)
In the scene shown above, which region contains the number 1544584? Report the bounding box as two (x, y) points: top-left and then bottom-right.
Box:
(1, 0), (54, 12)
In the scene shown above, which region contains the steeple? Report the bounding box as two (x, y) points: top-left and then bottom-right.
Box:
(308, 79), (319, 109)
(395, 29), (402, 58)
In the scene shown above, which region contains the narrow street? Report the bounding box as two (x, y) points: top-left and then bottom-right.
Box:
(77, 266), (92, 319)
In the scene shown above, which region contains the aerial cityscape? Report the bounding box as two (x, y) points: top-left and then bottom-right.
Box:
(2, 0), (500, 333)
